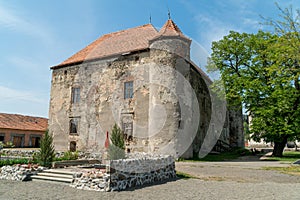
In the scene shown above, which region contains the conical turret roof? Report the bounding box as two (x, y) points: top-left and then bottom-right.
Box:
(159, 19), (183, 36)
(150, 19), (191, 42)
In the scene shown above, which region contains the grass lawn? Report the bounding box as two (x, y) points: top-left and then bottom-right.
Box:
(263, 151), (300, 163)
(176, 171), (197, 179)
(178, 148), (251, 162)
(263, 166), (300, 176)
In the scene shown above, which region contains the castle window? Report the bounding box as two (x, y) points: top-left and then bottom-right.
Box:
(70, 141), (77, 152)
(124, 81), (133, 99)
(71, 87), (80, 103)
(122, 122), (133, 136)
(69, 117), (80, 134)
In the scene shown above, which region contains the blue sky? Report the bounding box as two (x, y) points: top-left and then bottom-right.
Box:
(0, 0), (299, 118)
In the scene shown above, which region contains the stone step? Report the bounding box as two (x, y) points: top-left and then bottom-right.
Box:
(43, 169), (75, 175)
(36, 172), (73, 179)
(30, 169), (75, 184)
(31, 175), (73, 183)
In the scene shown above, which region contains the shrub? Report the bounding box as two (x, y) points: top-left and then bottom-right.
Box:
(62, 150), (79, 160)
(108, 124), (125, 160)
(0, 158), (29, 167)
(0, 141), (15, 148)
(36, 130), (55, 167)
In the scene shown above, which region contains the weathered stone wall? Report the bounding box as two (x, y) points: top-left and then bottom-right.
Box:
(49, 48), (191, 156)
(0, 149), (102, 160)
(70, 170), (110, 192)
(71, 154), (176, 192)
(49, 52), (154, 153)
(109, 154), (175, 191)
(1, 149), (38, 158)
(0, 164), (45, 181)
(188, 67), (212, 156)
(149, 37), (191, 60)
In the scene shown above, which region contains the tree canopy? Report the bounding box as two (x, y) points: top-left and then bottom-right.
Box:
(207, 5), (300, 157)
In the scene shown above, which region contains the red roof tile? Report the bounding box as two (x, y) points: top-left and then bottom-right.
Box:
(52, 20), (194, 69)
(159, 19), (183, 36)
(54, 24), (159, 68)
(0, 113), (48, 132)
(151, 19), (191, 42)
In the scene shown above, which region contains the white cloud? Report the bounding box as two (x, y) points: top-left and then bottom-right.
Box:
(7, 56), (40, 71)
(0, 85), (47, 104)
(0, 3), (54, 44)
(242, 18), (261, 30)
(194, 13), (236, 51)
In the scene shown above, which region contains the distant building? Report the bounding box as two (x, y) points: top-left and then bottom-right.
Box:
(49, 19), (244, 157)
(0, 113), (48, 148)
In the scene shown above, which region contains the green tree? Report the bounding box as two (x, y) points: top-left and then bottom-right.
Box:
(37, 130), (55, 167)
(108, 124), (125, 160)
(207, 5), (300, 157)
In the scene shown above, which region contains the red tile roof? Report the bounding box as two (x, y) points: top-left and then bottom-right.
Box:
(160, 20), (185, 37)
(150, 19), (191, 42)
(54, 24), (159, 68)
(0, 113), (48, 132)
(52, 20), (193, 69)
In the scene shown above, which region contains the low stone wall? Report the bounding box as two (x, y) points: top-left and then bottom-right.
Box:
(70, 170), (111, 192)
(0, 164), (46, 181)
(1, 149), (102, 160)
(0, 153), (176, 192)
(52, 159), (101, 168)
(71, 154), (176, 192)
(1, 149), (38, 158)
(110, 155), (176, 191)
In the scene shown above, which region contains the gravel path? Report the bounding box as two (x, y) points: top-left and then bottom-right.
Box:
(1, 159), (300, 200)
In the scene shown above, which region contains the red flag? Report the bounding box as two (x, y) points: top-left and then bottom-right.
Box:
(104, 131), (109, 149)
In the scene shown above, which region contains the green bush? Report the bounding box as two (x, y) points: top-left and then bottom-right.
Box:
(108, 124), (125, 160)
(53, 151), (79, 162)
(61, 151), (79, 160)
(0, 158), (29, 167)
(36, 130), (55, 167)
(0, 141), (15, 148)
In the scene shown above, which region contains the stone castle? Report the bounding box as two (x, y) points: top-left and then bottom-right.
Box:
(49, 19), (244, 158)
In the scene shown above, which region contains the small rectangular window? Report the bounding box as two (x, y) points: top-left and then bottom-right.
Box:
(124, 81), (133, 99)
(71, 87), (80, 103)
(30, 135), (41, 148)
(122, 122), (133, 136)
(69, 117), (80, 134)
(0, 134), (5, 142)
(11, 134), (25, 147)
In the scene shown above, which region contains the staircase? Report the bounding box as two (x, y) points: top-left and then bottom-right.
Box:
(31, 169), (74, 184)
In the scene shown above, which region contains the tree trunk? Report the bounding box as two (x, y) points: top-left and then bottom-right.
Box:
(272, 136), (288, 157)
